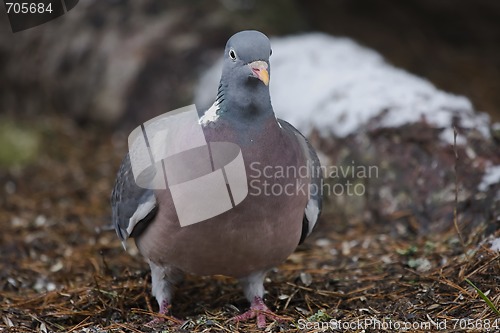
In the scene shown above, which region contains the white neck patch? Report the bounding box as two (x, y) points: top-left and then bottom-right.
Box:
(199, 102), (220, 126)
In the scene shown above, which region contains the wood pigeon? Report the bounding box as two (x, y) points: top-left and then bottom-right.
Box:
(111, 30), (322, 329)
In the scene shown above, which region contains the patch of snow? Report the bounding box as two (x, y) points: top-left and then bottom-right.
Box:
(195, 33), (490, 142)
(478, 165), (500, 192)
(491, 238), (500, 251)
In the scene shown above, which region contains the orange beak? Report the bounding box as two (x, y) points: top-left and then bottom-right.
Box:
(248, 61), (269, 86)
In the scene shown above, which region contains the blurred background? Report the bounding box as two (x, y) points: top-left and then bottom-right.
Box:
(1, 0), (500, 127)
(0, 1), (499, 331)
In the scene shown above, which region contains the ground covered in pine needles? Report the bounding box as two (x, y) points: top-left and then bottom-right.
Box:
(1, 116), (499, 333)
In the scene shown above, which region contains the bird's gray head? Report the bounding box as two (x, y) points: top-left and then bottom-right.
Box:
(223, 30), (271, 86)
(216, 30), (273, 120)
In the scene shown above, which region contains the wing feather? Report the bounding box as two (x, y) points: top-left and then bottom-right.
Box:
(111, 153), (158, 248)
(278, 119), (323, 244)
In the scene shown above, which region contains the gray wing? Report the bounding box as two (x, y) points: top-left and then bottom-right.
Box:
(278, 119), (323, 244)
(111, 153), (158, 247)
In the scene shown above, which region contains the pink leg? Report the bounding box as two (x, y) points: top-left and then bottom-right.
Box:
(232, 296), (289, 328)
(146, 300), (183, 327)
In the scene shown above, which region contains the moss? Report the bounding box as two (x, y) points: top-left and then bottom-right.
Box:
(0, 118), (40, 167)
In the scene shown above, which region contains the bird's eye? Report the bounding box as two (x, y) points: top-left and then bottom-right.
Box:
(229, 49), (237, 60)
(270, 49), (272, 56)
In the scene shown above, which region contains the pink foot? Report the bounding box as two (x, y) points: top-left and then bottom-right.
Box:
(232, 297), (290, 329)
(146, 300), (183, 327)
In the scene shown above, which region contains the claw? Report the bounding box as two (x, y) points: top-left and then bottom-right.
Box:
(145, 317), (165, 328)
(231, 297), (290, 329)
(145, 300), (183, 327)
